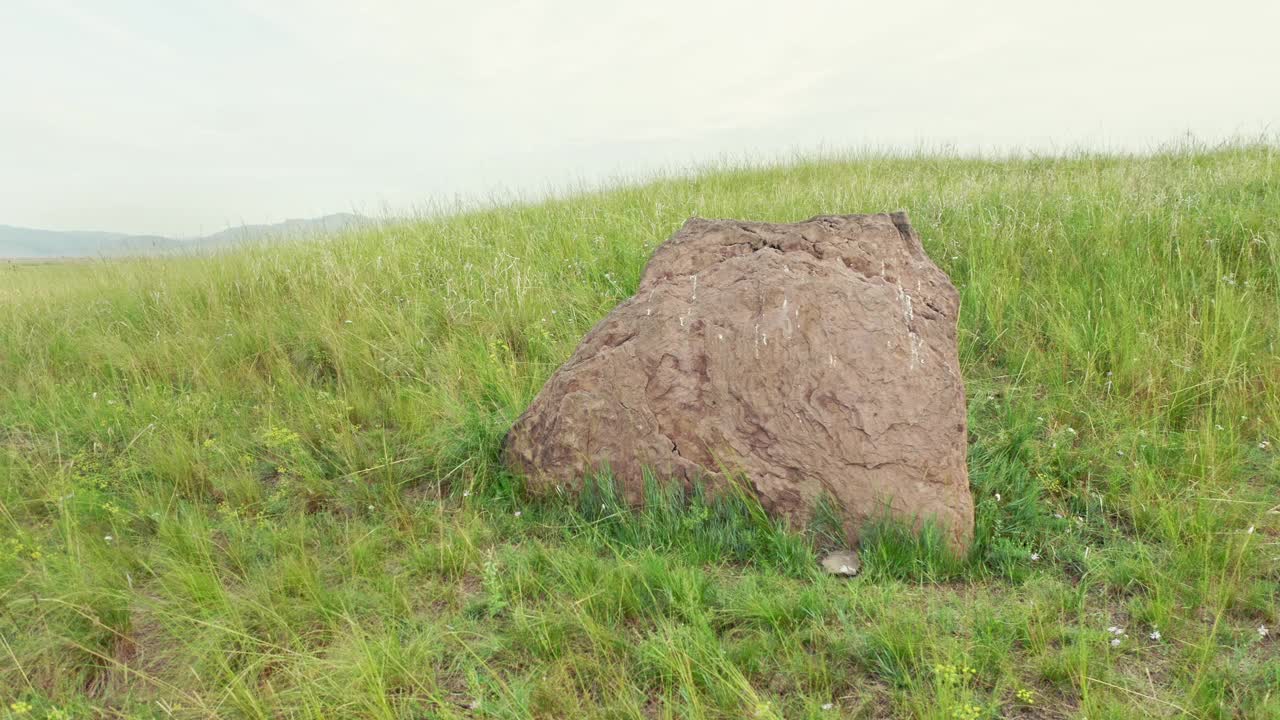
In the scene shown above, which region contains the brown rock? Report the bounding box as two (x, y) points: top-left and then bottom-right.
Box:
(503, 212), (973, 551)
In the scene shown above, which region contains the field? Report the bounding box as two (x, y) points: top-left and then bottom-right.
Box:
(1, 146), (1277, 719)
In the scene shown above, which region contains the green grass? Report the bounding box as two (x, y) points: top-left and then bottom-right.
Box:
(2, 144), (1278, 719)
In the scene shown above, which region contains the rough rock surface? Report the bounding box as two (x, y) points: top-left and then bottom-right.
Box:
(503, 212), (973, 550)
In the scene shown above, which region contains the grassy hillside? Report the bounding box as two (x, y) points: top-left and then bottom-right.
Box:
(2, 146), (1278, 719)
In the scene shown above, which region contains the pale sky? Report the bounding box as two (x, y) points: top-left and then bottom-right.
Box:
(2, 0), (1277, 237)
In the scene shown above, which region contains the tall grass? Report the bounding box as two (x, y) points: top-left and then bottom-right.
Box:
(1, 144), (1277, 718)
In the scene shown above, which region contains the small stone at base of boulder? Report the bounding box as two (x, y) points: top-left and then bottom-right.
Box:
(821, 551), (861, 576)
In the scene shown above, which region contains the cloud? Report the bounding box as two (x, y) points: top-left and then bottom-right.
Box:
(1, 0), (1278, 234)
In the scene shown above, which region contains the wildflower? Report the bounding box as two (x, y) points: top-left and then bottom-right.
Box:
(1029, 552), (1041, 562)
(822, 703), (835, 711)
(513, 511), (522, 517)
(10, 701), (31, 715)
(994, 493), (1001, 502)
(1016, 687), (1035, 704)
(1150, 629), (1161, 641)
(462, 490), (471, 497)
(1260, 441), (1271, 450)
(1108, 626), (1127, 645)
(1260, 625), (1270, 638)
(1248, 526), (1255, 534)
(104, 535), (114, 543)
(1066, 427), (1077, 435)
(1215, 424), (1224, 431)
(367, 505), (375, 511)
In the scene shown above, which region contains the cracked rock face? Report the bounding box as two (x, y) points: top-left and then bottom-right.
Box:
(503, 212), (973, 551)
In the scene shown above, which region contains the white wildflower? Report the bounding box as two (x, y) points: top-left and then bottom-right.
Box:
(1111, 638), (1122, 647)
(513, 511), (522, 517)
(1260, 625), (1270, 638)
(1030, 552), (1041, 562)
(822, 703), (835, 711)
(1149, 629), (1161, 641)
(104, 535), (114, 542)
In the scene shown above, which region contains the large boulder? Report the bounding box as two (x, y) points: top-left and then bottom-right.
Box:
(504, 212), (973, 551)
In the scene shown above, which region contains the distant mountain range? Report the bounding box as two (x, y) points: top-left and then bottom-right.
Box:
(0, 213), (371, 259)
